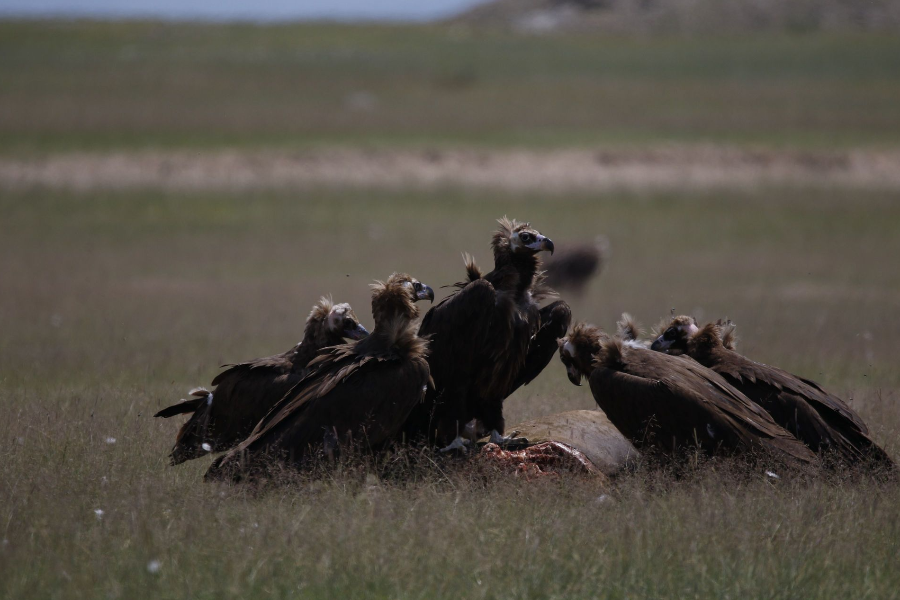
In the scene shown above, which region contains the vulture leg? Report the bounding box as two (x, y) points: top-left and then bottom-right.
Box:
(438, 418), (483, 453)
(439, 436), (473, 453)
(488, 429), (528, 447)
(510, 300), (572, 394)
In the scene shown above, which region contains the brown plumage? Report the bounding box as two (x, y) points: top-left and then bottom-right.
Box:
(616, 312), (649, 348)
(559, 323), (818, 467)
(154, 298), (369, 465)
(541, 235), (609, 296)
(400, 218), (571, 446)
(651, 317), (894, 469)
(205, 273), (433, 481)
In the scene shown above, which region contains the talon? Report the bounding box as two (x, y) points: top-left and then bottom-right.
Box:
(440, 436), (472, 453)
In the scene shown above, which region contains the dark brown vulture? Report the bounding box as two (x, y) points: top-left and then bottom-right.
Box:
(541, 235), (609, 296)
(205, 273), (434, 481)
(651, 316), (895, 469)
(400, 217), (571, 448)
(154, 297), (370, 465)
(558, 323), (817, 467)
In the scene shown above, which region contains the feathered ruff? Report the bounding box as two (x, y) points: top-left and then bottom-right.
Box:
(616, 313), (643, 343)
(531, 269), (559, 304)
(563, 322), (607, 374)
(491, 216), (528, 256)
(370, 273), (420, 324)
(717, 319), (738, 350)
(303, 318), (432, 397)
(308, 296), (334, 324)
(687, 322), (723, 358)
(595, 337), (625, 370)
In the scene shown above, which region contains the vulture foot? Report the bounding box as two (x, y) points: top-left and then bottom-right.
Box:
(439, 436), (473, 453)
(488, 429), (528, 448)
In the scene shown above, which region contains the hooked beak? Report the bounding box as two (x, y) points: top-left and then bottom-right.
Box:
(526, 234), (554, 255)
(566, 366), (583, 386)
(344, 323), (369, 340)
(415, 283), (435, 303)
(650, 336), (671, 352)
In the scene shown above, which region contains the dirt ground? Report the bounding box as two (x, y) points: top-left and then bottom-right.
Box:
(4, 145), (900, 192)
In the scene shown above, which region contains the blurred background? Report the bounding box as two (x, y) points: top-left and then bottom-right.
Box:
(3, 1), (900, 597)
(3, 0), (900, 423)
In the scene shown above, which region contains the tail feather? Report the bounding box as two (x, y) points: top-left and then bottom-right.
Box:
(154, 387), (212, 418)
(616, 313), (643, 342)
(452, 253), (483, 289)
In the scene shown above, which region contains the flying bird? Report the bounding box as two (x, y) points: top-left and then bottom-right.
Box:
(541, 235), (609, 296)
(154, 298), (369, 465)
(558, 323), (818, 467)
(651, 316), (895, 470)
(205, 273), (434, 481)
(401, 217), (571, 448)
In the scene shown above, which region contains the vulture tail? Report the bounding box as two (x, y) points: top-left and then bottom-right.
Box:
(154, 387), (212, 418)
(463, 253), (482, 282)
(160, 388), (215, 466)
(616, 313), (643, 343)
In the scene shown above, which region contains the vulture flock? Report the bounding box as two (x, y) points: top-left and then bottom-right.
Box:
(155, 217), (894, 481)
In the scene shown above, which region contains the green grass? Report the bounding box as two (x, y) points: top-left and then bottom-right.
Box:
(2, 21), (900, 153)
(2, 185), (900, 598)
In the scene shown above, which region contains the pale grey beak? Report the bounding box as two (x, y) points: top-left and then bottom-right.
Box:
(345, 323), (369, 340)
(566, 366), (583, 386)
(650, 336), (672, 352)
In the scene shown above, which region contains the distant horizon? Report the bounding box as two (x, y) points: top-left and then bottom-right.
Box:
(0, 0), (488, 22)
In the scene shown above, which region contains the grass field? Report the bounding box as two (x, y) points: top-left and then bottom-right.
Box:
(2, 20), (900, 600)
(2, 21), (900, 152)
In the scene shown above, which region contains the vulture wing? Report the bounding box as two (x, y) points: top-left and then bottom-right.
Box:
(210, 346), (299, 386)
(589, 348), (816, 466)
(712, 351), (892, 466)
(155, 348), (303, 465)
(510, 299), (572, 392)
(154, 396), (205, 418)
(728, 358), (868, 433)
(207, 346), (429, 480)
(400, 279), (497, 443)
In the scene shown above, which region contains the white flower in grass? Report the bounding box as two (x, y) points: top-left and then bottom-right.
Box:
(147, 560), (161, 574)
(765, 470), (780, 479)
(105, 437), (117, 444)
(94, 509), (105, 519)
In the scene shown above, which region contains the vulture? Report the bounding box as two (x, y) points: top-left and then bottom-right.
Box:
(558, 323), (817, 467)
(154, 298), (369, 465)
(205, 273), (434, 481)
(400, 217), (571, 448)
(541, 235), (609, 296)
(651, 316), (895, 469)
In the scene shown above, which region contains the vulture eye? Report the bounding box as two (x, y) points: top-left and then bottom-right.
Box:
(520, 233), (533, 243)
(664, 328), (678, 341)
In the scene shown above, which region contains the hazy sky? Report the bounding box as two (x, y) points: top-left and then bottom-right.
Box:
(0, 0), (488, 21)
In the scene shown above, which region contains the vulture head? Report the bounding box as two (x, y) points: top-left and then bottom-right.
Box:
(370, 272), (434, 325)
(493, 217), (555, 259)
(650, 315), (698, 354)
(558, 322), (606, 386)
(307, 297), (369, 342)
